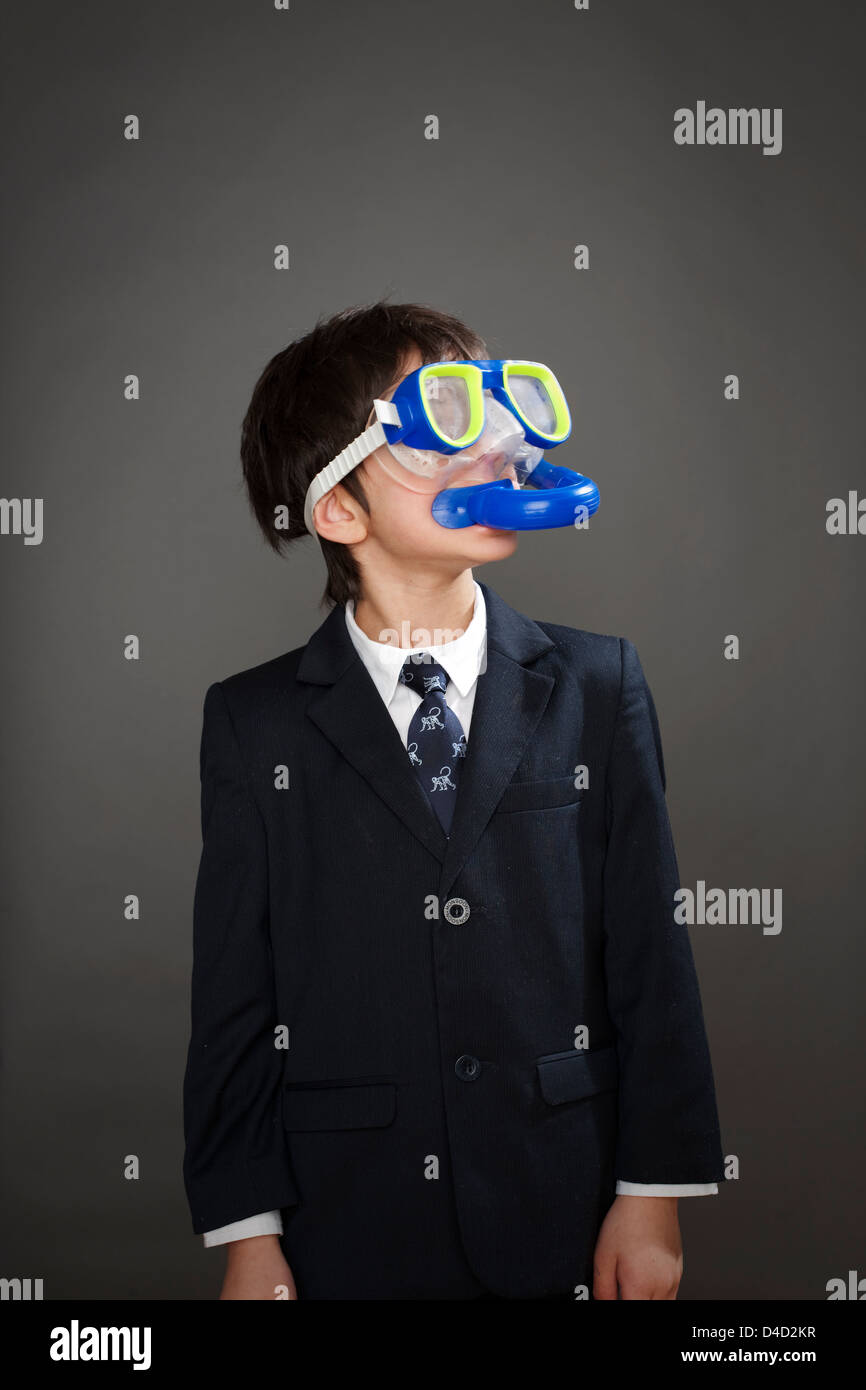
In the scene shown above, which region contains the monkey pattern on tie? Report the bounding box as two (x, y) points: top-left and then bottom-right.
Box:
(399, 653), (467, 835)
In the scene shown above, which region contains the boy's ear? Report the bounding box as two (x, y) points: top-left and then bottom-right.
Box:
(312, 484), (369, 543)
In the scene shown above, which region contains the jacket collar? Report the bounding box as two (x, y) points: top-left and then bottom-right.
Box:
(342, 580), (488, 707)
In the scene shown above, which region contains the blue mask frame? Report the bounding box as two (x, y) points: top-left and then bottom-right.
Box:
(381, 359), (570, 452)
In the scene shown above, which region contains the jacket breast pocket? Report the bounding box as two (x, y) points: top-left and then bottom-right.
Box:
(495, 775), (584, 815)
(282, 1078), (397, 1131)
(536, 1044), (618, 1106)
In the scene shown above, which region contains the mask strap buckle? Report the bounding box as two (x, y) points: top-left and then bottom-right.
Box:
(373, 399), (401, 427)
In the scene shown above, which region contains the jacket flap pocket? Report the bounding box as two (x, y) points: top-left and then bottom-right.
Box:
(496, 775), (584, 815)
(536, 1045), (618, 1106)
(282, 1080), (396, 1131)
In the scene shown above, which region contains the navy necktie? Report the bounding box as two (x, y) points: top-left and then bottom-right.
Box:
(399, 652), (467, 835)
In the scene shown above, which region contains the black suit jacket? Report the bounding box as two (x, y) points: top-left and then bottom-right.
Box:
(182, 581), (725, 1299)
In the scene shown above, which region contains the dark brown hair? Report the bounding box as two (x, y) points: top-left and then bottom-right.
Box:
(240, 300), (487, 607)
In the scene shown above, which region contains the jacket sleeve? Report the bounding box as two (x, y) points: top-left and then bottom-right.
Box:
(601, 638), (726, 1185)
(182, 681), (300, 1234)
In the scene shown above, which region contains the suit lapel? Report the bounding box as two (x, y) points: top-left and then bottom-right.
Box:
(298, 604), (448, 863)
(296, 583), (557, 884)
(439, 583), (556, 898)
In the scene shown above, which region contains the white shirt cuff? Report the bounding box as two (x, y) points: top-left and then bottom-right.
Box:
(202, 1209), (284, 1247)
(616, 1181), (719, 1196)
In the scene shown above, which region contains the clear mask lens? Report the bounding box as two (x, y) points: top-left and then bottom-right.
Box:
(506, 372), (559, 435)
(375, 393), (544, 494)
(422, 373), (473, 444)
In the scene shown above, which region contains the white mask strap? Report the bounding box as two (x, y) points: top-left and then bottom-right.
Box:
(302, 399), (402, 535)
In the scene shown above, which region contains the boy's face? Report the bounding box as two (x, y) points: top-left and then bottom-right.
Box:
(317, 347), (520, 577)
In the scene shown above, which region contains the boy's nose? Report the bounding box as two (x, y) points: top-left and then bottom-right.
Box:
(452, 449), (515, 486)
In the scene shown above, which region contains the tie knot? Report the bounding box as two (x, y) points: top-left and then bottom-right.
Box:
(399, 652), (450, 697)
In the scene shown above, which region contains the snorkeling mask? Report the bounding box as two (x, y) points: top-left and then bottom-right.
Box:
(302, 359), (600, 535)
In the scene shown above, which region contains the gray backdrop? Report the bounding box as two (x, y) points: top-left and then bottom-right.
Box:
(1, 0), (863, 1299)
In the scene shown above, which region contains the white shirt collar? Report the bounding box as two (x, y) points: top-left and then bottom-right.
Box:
(344, 581), (487, 709)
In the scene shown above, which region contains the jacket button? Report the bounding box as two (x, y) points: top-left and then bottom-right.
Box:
(443, 897), (470, 925)
(455, 1054), (481, 1081)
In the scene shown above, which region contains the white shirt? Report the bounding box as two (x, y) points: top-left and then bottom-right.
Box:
(203, 582), (716, 1247)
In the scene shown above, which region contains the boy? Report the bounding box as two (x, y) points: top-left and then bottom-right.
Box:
(182, 301), (725, 1300)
